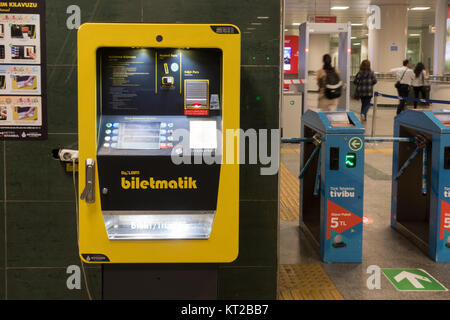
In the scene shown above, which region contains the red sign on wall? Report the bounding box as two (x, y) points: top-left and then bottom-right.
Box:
(284, 35), (299, 74)
(313, 16), (337, 23)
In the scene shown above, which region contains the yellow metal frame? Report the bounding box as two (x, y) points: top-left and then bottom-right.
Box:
(78, 23), (240, 263)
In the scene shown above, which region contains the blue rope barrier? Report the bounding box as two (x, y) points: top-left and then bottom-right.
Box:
(313, 149), (321, 196)
(395, 147), (421, 180)
(374, 91), (450, 105)
(299, 145), (320, 179)
(281, 138), (313, 144)
(422, 147), (428, 195)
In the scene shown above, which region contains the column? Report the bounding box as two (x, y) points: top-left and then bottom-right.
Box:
(433, 0), (447, 75)
(430, 0), (449, 109)
(368, 4), (408, 72)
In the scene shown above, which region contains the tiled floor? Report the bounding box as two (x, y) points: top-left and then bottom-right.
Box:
(279, 99), (450, 300)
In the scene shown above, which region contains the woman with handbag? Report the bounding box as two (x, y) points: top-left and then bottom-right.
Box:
(353, 60), (377, 122)
(412, 62), (429, 109)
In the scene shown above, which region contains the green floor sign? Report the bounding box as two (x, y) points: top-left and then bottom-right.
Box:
(382, 269), (447, 292)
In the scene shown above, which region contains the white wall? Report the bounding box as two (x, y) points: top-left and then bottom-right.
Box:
(361, 38), (368, 61)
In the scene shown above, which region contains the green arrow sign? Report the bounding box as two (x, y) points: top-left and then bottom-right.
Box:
(382, 269), (447, 291)
(348, 137), (363, 151)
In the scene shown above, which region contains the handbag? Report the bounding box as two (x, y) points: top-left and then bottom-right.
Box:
(395, 69), (407, 89)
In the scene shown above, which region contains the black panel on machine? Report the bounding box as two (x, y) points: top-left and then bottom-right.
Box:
(96, 47), (223, 213)
(98, 156), (220, 211)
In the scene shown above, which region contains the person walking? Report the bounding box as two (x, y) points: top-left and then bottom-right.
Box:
(353, 59), (377, 122)
(316, 54), (342, 111)
(411, 62), (429, 109)
(390, 59), (415, 115)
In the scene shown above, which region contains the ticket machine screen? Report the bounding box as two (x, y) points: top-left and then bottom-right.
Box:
(95, 47), (223, 240)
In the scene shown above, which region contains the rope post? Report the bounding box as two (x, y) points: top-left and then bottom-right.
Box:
(371, 93), (378, 137)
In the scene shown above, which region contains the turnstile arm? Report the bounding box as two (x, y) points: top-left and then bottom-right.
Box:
(299, 145), (321, 179)
(395, 147), (421, 181)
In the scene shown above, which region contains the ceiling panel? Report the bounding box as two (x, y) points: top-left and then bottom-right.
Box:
(284, 0), (437, 29)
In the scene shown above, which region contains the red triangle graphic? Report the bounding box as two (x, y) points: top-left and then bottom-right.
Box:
(327, 200), (362, 240)
(440, 200), (450, 240)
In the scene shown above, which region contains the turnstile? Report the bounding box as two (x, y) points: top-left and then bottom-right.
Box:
(392, 109), (450, 262)
(300, 110), (365, 262)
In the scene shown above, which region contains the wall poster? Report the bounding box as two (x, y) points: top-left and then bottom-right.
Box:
(0, 0), (46, 140)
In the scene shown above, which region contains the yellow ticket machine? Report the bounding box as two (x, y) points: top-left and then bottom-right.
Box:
(77, 23), (240, 263)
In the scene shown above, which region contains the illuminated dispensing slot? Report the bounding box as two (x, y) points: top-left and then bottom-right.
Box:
(102, 212), (216, 240)
(185, 79), (209, 109)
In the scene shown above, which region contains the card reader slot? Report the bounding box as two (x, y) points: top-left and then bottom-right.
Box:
(330, 147), (339, 170)
(445, 147), (450, 170)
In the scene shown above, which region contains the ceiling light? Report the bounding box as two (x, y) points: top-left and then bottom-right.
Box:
(409, 33), (420, 36)
(351, 37), (357, 39)
(292, 22), (301, 26)
(284, 29), (288, 32)
(331, 6), (349, 10)
(354, 43), (361, 45)
(247, 27), (256, 30)
(351, 23), (363, 26)
(251, 22), (262, 25)
(257, 16), (269, 19)
(410, 7), (430, 10)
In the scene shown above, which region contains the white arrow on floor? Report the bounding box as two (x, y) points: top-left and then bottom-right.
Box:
(394, 271), (432, 289)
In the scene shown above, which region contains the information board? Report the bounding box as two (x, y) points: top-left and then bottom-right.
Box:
(0, 0), (46, 140)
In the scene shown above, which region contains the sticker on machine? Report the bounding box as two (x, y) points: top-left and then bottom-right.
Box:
(326, 200), (362, 240)
(82, 254), (110, 262)
(440, 200), (450, 245)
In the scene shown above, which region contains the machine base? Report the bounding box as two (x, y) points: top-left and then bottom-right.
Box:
(102, 264), (218, 300)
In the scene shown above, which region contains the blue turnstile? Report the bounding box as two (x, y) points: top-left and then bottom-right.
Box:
(300, 110), (365, 262)
(392, 109), (450, 262)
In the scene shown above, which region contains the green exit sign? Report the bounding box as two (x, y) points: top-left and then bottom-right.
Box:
(345, 153), (356, 168)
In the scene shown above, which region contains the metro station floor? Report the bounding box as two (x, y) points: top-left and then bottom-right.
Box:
(278, 98), (450, 300)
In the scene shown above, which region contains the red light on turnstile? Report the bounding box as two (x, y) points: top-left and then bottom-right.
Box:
(347, 48), (352, 54)
(193, 103), (201, 108)
(305, 48), (309, 53)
